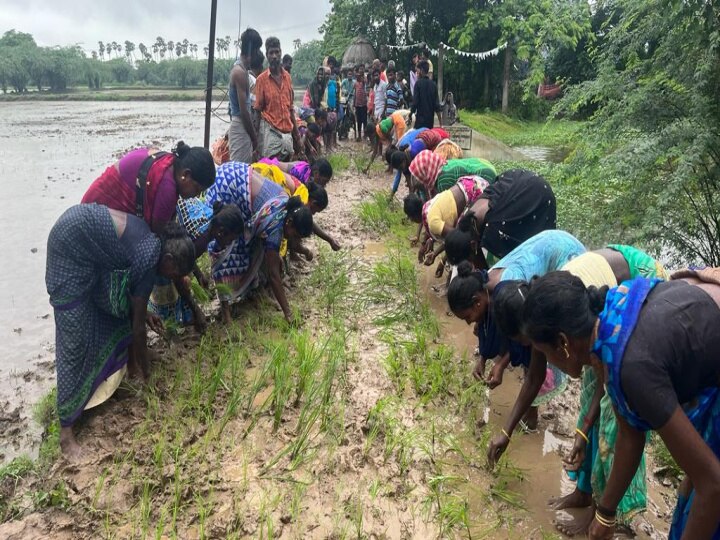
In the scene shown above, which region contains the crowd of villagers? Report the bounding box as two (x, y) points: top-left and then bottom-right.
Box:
(45, 25), (718, 540)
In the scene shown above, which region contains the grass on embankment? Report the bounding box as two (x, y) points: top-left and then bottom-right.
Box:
(459, 109), (582, 149)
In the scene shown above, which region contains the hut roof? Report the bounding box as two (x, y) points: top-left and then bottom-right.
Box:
(342, 37), (376, 69)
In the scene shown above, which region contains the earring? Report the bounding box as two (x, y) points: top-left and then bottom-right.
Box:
(182, 175), (186, 180)
(562, 345), (570, 360)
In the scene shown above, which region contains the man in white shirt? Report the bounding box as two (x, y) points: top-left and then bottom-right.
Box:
(372, 68), (388, 120)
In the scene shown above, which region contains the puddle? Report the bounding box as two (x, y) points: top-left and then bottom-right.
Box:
(361, 240), (389, 258)
(515, 145), (571, 163)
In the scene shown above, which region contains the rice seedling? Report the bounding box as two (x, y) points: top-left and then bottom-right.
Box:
(289, 482), (307, 524)
(269, 342), (292, 431)
(190, 277), (211, 304)
(355, 191), (406, 231)
(368, 479), (381, 500)
(344, 495), (365, 540)
(306, 247), (354, 314)
(293, 330), (322, 407)
(327, 152), (351, 174)
(139, 480), (154, 537)
(438, 496), (472, 538)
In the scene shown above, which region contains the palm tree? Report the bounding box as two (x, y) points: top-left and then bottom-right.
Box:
(167, 40), (174, 58)
(190, 43), (198, 59)
(98, 41), (105, 60)
(125, 41), (135, 61)
(182, 39), (189, 56)
(155, 37), (166, 60)
(138, 42), (147, 61)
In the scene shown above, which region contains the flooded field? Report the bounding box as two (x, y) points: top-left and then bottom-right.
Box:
(0, 101), (229, 460)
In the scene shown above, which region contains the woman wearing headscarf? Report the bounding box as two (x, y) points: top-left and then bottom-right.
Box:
(409, 150), (496, 198)
(445, 169), (557, 270)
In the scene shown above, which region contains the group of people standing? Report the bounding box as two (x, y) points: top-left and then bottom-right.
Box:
(341, 51), (455, 143)
(368, 96), (720, 538)
(46, 28), (342, 462)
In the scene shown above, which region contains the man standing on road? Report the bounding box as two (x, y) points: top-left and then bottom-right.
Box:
(228, 28), (262, 163)
(282, 54), (293, 74)
(385, 67), (402, 117)
(254, 36), (300, 160)
(411, 59), (443, 129)
(372, 68), (388, 121)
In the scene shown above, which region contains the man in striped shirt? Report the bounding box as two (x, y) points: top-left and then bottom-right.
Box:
(385, 67), (402, 117)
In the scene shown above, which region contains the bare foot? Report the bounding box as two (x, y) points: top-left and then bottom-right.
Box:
(221, 304), (233, 325)
(548, 488), (592, 510)
(60, 426), (86, 462)
(554, 507), (594, 537)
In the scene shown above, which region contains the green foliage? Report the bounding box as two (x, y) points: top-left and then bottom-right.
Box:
(0, 30), (234, 93)
(553, 0), (720, 264)
(291, 40), (325, 86)
(327, 152), (351, 174)
(355, 191), (408, 234)
(459, 110), (582, 148)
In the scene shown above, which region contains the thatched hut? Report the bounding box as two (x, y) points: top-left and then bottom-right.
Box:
(342, 37), (376, 69)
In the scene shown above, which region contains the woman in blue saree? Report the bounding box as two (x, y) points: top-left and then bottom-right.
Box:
(521, 269), (720, 539)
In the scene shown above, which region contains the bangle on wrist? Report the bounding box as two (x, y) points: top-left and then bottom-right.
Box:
(501, 428), (511, 439)
(575, 427), (589, 444)
(594, 510), (616, 528)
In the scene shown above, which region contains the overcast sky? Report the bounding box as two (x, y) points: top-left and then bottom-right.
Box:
(0, 0), (331, 56)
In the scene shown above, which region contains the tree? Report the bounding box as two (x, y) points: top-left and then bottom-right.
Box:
(452, 0), (590, 113)
(98, 41), (105, 60)
(291, 40), (325, 86)
(124, 40), (135, 62)
(556, 0), (720, 265)
(170, 56), (202, 88)
(293, 39), (302, 51)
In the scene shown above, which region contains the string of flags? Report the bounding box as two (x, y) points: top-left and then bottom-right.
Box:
(385, 41), (508, 62)
(440, 42), (508, 61)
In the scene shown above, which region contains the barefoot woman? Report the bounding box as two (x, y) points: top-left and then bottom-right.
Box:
(46, 204), (195, 459)
(522, 269), (720, 539)
(491, 246), (668, 535)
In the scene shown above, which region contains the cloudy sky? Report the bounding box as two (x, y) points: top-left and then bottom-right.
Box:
(0, 0), (331, 55)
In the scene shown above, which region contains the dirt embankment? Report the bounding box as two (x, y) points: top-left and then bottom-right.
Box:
(0, 143), (676, 539)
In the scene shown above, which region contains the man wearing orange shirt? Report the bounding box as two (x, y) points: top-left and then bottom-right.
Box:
(254, 36), (301, 159)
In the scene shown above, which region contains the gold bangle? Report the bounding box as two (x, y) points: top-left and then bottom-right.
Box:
(575, 427), (589, 444)
(594, 511), (616, 528)
(501, 428), (511, 439)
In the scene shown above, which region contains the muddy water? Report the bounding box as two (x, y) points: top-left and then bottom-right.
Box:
(416, 265), (669, 538)
(419, 267), (565, 534)
(0, 101), (229, 461)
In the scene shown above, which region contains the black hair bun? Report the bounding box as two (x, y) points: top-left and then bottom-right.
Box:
(587, 285), (609, 315)
(456, 260), (474, 278)
(212, 201), (224, 215)
(173, 141), (190, 158)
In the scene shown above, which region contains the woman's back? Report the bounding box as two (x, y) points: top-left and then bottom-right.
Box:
(493, 230), (586, 282)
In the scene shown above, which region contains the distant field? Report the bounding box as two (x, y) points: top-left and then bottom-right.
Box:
(0, 85), (308, 103)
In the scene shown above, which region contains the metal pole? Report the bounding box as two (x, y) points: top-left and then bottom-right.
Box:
(203, 0), (219, 149)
